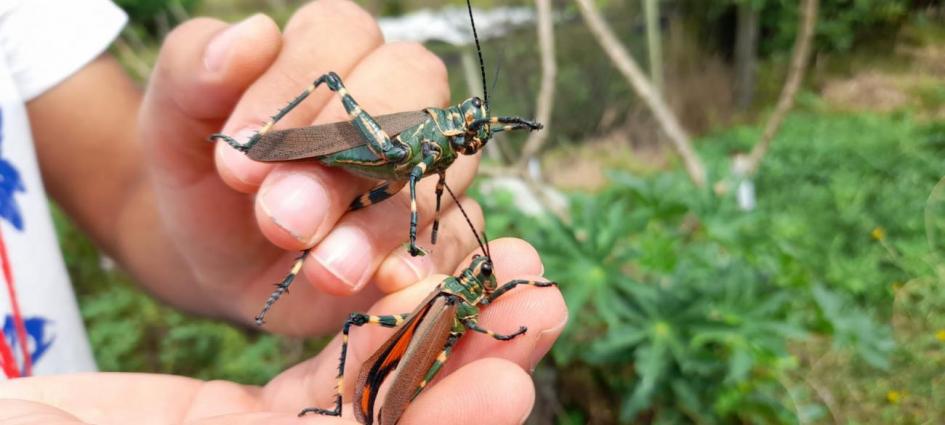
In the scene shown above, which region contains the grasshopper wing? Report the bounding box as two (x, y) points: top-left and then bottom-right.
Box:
(247, 110), (428, 161)
(354, 294), (456, 425)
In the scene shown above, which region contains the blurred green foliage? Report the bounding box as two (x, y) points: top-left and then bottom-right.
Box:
(79, 1), (945, 423)
(685, 0), (915, 58)
(114, 0), (202, 35)
(55, 207), (324, 385)
(479, 109), (944, 423)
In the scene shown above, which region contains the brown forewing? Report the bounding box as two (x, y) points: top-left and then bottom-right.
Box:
(247, 111), (428, 161)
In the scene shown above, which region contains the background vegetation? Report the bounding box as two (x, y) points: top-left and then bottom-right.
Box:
(58, 0), (945, 423)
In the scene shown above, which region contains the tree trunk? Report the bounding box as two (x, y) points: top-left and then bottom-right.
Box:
(734, 1), (759, 110)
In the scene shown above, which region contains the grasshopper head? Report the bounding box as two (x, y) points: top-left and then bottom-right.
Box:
(468, 254), (497, 292)
(453, 97), (491, 155)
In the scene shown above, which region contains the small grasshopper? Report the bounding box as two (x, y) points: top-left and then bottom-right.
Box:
(211, 0), (542, 325)
(302, 197), (556, 424)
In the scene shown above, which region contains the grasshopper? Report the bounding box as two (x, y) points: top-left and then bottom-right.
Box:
(210, 0), (542, 325)
(302, 201), (556, 424)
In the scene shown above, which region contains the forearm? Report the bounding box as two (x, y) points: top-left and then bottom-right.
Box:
(28, 54), (213, 314)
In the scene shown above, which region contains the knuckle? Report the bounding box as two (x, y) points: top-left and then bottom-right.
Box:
(385, 43), (448, 83)
(289, 0), (382, 47)
(156, 17), (224, 73)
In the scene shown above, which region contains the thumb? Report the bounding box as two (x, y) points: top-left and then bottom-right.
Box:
(139, 14), (281, 187)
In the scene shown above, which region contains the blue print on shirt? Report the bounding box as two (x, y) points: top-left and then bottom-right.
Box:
(3, 315), (54, 364)
(0, 109), (25, 231)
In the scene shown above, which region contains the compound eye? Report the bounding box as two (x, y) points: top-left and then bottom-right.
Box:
(481, 261), (493, 276)
(471, 97), (482, 108)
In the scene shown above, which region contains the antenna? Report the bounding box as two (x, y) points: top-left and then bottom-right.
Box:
(465, 0), (489, 109)
(444, 182), (489, 258)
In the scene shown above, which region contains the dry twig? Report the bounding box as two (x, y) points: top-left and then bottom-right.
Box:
(517, 0), (557, 165)
(744, 0), (819, 174)
(575, 0), (706, 187)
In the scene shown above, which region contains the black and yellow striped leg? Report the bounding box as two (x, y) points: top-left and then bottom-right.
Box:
(299, 312), (410, 418)
(255, 249), (311, 325)
(210, 72), (405, 162)
(409, 332), (462, 401)
(484, 279), (557, 305)
(463, 319), (528, 341)
(407, 150), (438, 257)
(472, 116), (543, 134)
(350, 180), (408, 211)
(430, 172), (447, 245)
(209, 73), (332, 152)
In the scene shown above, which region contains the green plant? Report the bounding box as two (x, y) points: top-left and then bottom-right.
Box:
(478, 108), (942, 423)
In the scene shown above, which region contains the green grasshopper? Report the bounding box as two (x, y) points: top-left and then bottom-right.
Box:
(210, 0), (542, 325)
(302, 199), (556, 424)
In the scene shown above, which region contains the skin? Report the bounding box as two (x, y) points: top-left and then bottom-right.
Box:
(0, 239), (566, 424)
(2, 0), (568, 422)
(30, 0), (493, 334)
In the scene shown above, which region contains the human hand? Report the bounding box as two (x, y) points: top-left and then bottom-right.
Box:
(138, 0), (489, 334)
(0, 239), (567, 424)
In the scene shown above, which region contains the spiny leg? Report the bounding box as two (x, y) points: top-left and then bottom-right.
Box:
(485, 279), (557, 304)
(471, 116), (543, 135)
(430, 172), (446, 245)
(463, 319), (528, 341)
(255, 179), (408, 324)
(350, 180), (407, 211)
(299, 312), (410, 418)
(211, 72), (406, 163)
(209, 73), (337, 152)
(410, 332), (461, 401)
(255, 249), (311, 325)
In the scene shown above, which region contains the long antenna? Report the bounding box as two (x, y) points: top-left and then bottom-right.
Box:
(465, 0), (489, 108)
(444, 182), (489, 258)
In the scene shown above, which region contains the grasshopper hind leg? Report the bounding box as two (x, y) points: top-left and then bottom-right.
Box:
(254, 180), (408, 325)
(298, 312), (409, 418)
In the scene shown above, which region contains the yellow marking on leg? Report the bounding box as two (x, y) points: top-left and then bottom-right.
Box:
(343, 334), (348, 343)
(410, 198), (417, 212)
(417, 380), (428, 389)
(259, 121), (275, 135)
(338, 87), (349, 96)
(349, 105), (362, 118)
(436, 351), (448, 362)
(290, 258), (304, 274)
(369, 315), (381, 323)
(395, 315), (405, 326)
(337, 377), (344, 393)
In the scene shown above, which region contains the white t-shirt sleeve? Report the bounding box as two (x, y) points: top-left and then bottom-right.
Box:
(0, 0), (127, 101)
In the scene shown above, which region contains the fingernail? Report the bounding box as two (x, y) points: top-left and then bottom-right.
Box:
(259, 173), (329, 243)
(527, 315), (568, 372)
(313, 226), (374, 291)
(204, 14), (263, 72)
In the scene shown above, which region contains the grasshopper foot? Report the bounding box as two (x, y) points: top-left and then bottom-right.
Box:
(298, 407), (340, 417)
(408, 244), (428, 257)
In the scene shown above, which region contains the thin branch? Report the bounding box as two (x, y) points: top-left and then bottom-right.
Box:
(744, 0), (818, 175)
(575, 0), (706, 187)
(644, 0), (663, 93)
(517, 0), (557, 165)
